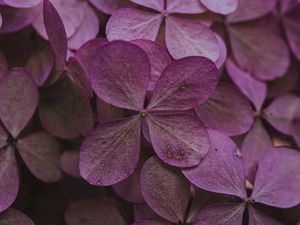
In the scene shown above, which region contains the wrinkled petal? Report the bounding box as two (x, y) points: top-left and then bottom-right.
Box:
(141, 156), (190, 223)
(166, 0), (206, 14)
(252, 148), (300, 208)
(90, 40), (150, 111)
(148, 56), (219, 111)
(146, 113), (209, 167)
(165, 16), (219, 61)
(195, 83), (254, 136)
(106, 8), (163, 42)
(183, 130), (247, 198)
(3, 0), (41, 8)
(0, 208), (35, 225)
(248, 205), (284, 225)
(60, 150), (80, 177)
(131, 0), (164, 11)
(90, 0), (131, 14)
(16, 132), (63, 182)
(0, 68), (38, 138)
(200, 0), (238, 15)
(80, 116), (141, 186)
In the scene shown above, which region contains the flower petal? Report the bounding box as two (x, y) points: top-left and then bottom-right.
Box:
(60, 150), (80, 178)
(146, 113), (209, 167)
(200, 0), (238, 15)
(291, 109), (300, 146)
(148, 56), (219, 111)
(0, 51), (7, 79)
(89, 0), (131, 15)
(80, 116), (141, 186)
(248, 205), (284, 225)
(166, 0), (206, 14)
(133, 220), (172, 225)
(3, 0), (41, 8)
(0, 208), (35, 225)
(96, 98), (125, 124)
(215, 33), (227, 69)
(131, 0), (164, 11)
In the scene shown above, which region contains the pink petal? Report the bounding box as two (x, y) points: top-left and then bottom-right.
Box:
(80, 116), (141, 186)
(193, 203), (245, 225)
(140, 156), (190, 223)
(148, 56), (219, 111)
(146, 113), (209, 167)
(183, 130), (247, 199)
(0, 208), (35, 225)
(65, 198), (126, 225)
(96, 98), (125, 124)
(226, 58), (267, 111)
(200, 0), (238, 15)
(291, 109), (300, 146)
(228, 18), (290, 81)
(131, 0), (164, 11)
(165, 16), (219, 61)
(60, 150), (80, 177)
(251, 148), (300, 208)
(248, 205), (284, 225)
(263, 94), (300, 135)
(195, 83), (254, 136)
(106, 8), (163, 41)
(16, 132), (63, 182)
(89, 40), (150, 111)
(0, 147), (19, 213)
(3, 0), (41, 8)
(90, 0), (131, 14)
(0, 68), (38, 138)
(166, 0), (206, 14)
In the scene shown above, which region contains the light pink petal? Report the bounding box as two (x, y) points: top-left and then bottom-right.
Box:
(241, 119), (272, 183)
(80, 116), (141, 186)
(0, 68), (38, 138)
(165, 16), (219, 61)
(65, 198), (126, 225)
(96, 98), (125, 124)
(0, 147), (19, 213)
(90, 40), (150, 111)
(141, 156), (190, 223)
(228, 18), (290, 81)
(3, 0), (41, 8)
(68, 2), (100, 50)
(183, 130), (247, 199)
(252, 148), (300, 208)
(214, 33), (227, 69)
(193, 203), (245, 225)
(146, 113), (209, 167)
(227, 0), (277, 23)
(131, 0), (164, 11)
(60, 150), (80, 177)
(0, 208), (35, 225)
(200, 0), (238, 15)
(195, 83), (254, 136)
(106, 8), (163, 42)
(166, 0), (206, 14)
(16, 132), (63, 182)
(131, 39), (172, 92)
(226, 58), (267, 111)
(263, 94), (300, 135)
(90, 0), (131, 14)
(248, 205), (284, 225)
(148, 56), (219, 111)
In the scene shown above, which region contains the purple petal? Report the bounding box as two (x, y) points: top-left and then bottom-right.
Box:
(90, 0), (131, 14)
(214, 33), (227, 69)
(134, 204), (163, 221)
(226, 58), (267, 111)
(133, 220), (172, 225)
(200, 0), (238, 15)
(106, 8), (163, 41)
(248, 205), (284, 225)
(0, 51), (7, 80)
(251, 148), (300, 208)
(3, 0), (41, 8)
(131, 39), (172, 92)
(90, 40), (150, 111)
(0, 147), (19, 213)
(0, 208), (35, 225)
(16, 132), (62, 182)
(263, 94), (300, 135)
(148, 56), (219, 111)
(65, 198), (126, 225)
(280, 0), (299, 13)
(166, 0), (206, 14)
(228, 18), (290, 81)
(131, 0), (164, 11)
(0, 68), (38, 138)
(241, 119), (272, 183)
(291, 110), (300, 146)
(43, 0), (67, 73)
(60, 150), (80, 177)
(96, 98), (125, 124)
(193, 203), (245, 225)
(0, 124), (7, 148)
(195, 83), (254, 136)
(80, 116), (141, 186)
(165, 16), (219, 61)
(227, 0), (277, 23)
(140, 156), (190, 223)
(183, 129), (247, 198)
(146, 113), (209, 167)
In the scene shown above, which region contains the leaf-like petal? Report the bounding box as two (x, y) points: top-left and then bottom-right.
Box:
(60, 150), (80, 178)
(166, 0), (206, 14)
(0, 208), (35, 225)
(148, 56), (219, 111)
(3, 0), (41, 8)
(90, 0), (131, 15)
(200, 0), (238, 15)
(141, 156), (190, 223)
(146, 113), (209, 167)
(131, 0), (164, 11)
(248, 205), (284, 225)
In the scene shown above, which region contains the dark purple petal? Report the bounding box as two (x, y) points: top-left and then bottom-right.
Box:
(148, 56), (219, 111)
(215, 33), (227, 69)
(131, 0), (164, 11)
(60, 150), (80, 178)
(0, 51), (7, 79)
(165, 16), (219, 61)
(166, 0), (206, 14)
(141, 156), (190, 223)
(291, 109), (300, 146)
(0, 208), (35, 225)
(90, 40), (150, 111)
(0, 147), (19, 213)
(134, 204), (163, 221)
(0, 124), (7, 148)
(133, 220), (172, 225)
(80, 116), (141, 186)
(195, 83), (254, 136)
(183, 130), (247, 199)
(0, 68), (38, 138)
(248, 205), (284, 225)
(96, 98), (125, 124)
(3, 0), (41, 8)
(200, 0), (238, 15)
(146, 113), (209, 167)
(16, 132), (62, 182)
(90, 0), (131, 14)
(251, 148), (300, 208)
